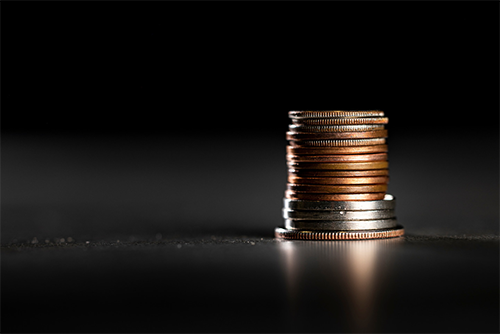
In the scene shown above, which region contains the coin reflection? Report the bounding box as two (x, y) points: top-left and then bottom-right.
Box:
(278, 238), (402, 332)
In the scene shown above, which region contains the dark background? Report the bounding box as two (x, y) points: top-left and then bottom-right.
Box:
(2, 4), (499, 334)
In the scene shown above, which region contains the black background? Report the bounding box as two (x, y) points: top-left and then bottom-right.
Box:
(2, 3), (499, 334)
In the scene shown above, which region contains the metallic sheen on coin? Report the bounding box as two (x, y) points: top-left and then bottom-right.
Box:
(287, 184), (388, 193)
(287, 161), (389, 170)
(287, 130), (388, 140)
(287, 145), (388, 155)
(290, 138), (386, 147)
(275, 226), (404, 240)
(288, 176), (389, 185)
(285, 191), (386, 201)
(284, 218), (398, 230)
(283, 209), (395, 220)
(283, 194), (395, 211)
(289, 110), (384, 119)
(287, 153), (387, 162)
(292, 117), (389, 125)
(289, 124), (384, 132)
(288, 169), (389, 177)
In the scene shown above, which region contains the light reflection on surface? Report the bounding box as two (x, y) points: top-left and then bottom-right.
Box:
(278, 238), (402, 332)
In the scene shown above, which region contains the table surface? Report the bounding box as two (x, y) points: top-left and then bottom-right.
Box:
(2, 133), (499, 333)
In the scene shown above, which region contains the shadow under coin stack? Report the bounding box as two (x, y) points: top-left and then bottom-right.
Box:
(275, 110), (404, 240)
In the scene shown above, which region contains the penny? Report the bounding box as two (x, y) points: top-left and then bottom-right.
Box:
(283, 194), (396, 211)
(288, 176), (389, 185)
(289, 124), (384, 133)
(290, 138), (386, 147)
(292, 117), (389, 125)
(289, 110), (384, 119)
(287, 145), (388, 155)
(284, 218), (398, 231)
(285, 191), (386, 201)
(274, 226), (405, 240)
(287, 161), (389, 170)
(287, 153), (388, 162)
(288, 169), (389, 177)
(283, 209), (395, 220)
(287, 184), (388, 193)
(287, 130), (388, 140)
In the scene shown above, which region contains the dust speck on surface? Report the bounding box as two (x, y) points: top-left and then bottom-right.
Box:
(67, 237), (74, 243)
(176, 244), (182, 249)
(60, 238), (65, 243)
(85, 241), (90, 244)
(31, 237), (38, 244)
(250, 242), (255, 246)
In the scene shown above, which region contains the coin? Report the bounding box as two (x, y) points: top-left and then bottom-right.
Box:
(287, 130), (387, 141)
(283, 209), (395, 220)
(287, 153), (388, 163)
(289, 110), (385, 119)
(287, 161), (389, 170)
(292, 117), (389, 125)
(283, 194), (395, 211)
(289, 124), (385, 132)
(287, 145), (388, 155)
(284, 218), (398, 230)
(289, 169), (389, 177)
(274, 226), (405, 240)
(287, 184), (388, 193)
(285, 191), (386, 201)
(288, 176), (389, 185)
(290, 138), (386, 147)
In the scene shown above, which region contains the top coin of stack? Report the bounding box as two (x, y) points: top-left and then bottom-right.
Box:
(286, 110), (389, 201)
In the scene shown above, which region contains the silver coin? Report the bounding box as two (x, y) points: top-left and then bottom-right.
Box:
(283, 209), (395, 220)
(283, 194), (395, 211)
(291, 117), (389, 126)
(289, 138), (386, 147)
(289, 124), (385, 133)
(289, 110), (385, 119)
(284, 218), (398, 231)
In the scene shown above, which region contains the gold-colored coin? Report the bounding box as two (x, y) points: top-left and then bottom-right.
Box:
(287, 161), (389, 170)
(286, 130), (387, 140)
(288, 176), (389, 185)
(274, 227), (404, 240)
(287, 184), (388, 193)
(287, 145), (388, 155)
(287, 153), (387, 163)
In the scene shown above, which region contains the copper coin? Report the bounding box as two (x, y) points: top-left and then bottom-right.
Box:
(289, 169), (389, 177)
(287, 184), (388, 193)
(287, 161), (389, 170)
(288, 176), (389, 185)
(292, 117), (389, 125)
(274, 226), (404, 240)
(287, 130), (387, 141)
(289, 110), (384, 119)
(285, 190), (386, 201)
(290, 138), (386, 147)
(289, 124), (384, 132)
(287, 153), (387, 163)
(287, 145), (388, 155)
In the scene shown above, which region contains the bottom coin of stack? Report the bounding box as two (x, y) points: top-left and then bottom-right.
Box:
(275, 194), (404, 240)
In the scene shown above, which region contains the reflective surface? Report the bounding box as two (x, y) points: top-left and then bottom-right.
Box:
(2, 134), (499, 332)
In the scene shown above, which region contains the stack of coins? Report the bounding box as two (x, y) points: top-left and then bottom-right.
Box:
(275, 110), (404, 240)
